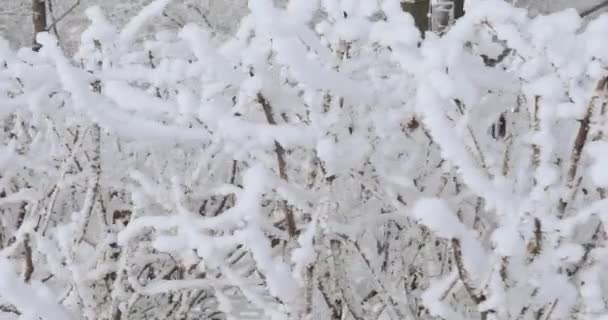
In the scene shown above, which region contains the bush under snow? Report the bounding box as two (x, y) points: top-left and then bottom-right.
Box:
(0, 0), (608, 319)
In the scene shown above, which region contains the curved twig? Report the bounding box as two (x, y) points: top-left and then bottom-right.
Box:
(581, 0), (608, 17)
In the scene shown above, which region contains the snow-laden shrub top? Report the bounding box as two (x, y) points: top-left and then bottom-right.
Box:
(0, 0), (607, 319)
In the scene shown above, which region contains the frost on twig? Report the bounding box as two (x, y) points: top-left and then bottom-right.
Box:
(1, 0), (608, 319)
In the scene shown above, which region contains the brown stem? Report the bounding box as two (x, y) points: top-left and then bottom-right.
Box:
(543, 299), (559, 320)
(44, 0), (80, 33)
(304, 265), (314, 317)
(162, 12), (184, 28)
(452, 238), (485, 305)
(349, 239), (406, 319)
(330, 240), (366, 320)
(531, 96), (541, 171)
(567, 109), (592, 183)
(16, 201), (27, 231)
(567, 222), (602, 277)
(32, 0), (47, 51)
(0, 305), (20, 315)
(23, 235), (34, 283)
(526, 218), (542, 262)
(257, 93), (296, 237)
(46, 0), (60, 41)
(559, 77), (608, 215)
(78, 125), (101, 243)
(317, 269), (342, 320)
(213, 160), (238, 216)
(581, 0), (608, 17)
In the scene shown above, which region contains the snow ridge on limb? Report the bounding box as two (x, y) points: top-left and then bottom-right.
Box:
(1, 0), (608, 319)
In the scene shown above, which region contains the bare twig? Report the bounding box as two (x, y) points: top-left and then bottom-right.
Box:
(44, 0), (80, 33)
(452, 238), (485, 304)
(580, 0), (608, 17)
(16, 201), (27, 231)
(543, 299), (559, 320)
(453, 99), (489, 172)
(566, 107), (592, 182)
(77, 125), (101, 243)
(191, 6), (213, 30)
(526, 218), (542, 263)
(303, 265), (314, 317)
(0, 304), (20, 315)
(330, 240), (366, 320)
(348, 239), (406, 319)
(213, 160), (237, 216)
(531, 96), (541, 172)
(46, 0), (61, 42)
(559, 77), (608, 215)
(257, 93), (296, 237)
(23, 235), (34, 283)
(317, 276), (342, 320)
(567, 222), (602, 277)
(162, 12), (184, 28)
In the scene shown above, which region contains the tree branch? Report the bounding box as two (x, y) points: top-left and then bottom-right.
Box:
(580, 0), (608, 17)
(452, 238), (485, 305)
(44, 0), (80, 33)
(23, 235), (34, 283)
(257, 93), (296, 237)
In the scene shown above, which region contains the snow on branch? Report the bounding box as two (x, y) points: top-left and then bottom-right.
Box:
(1, 0), (608, 319)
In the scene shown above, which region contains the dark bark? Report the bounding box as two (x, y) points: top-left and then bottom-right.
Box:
(32, 0), (47, 51)
(401, 0), (430, 35)
(581, 0), (608, 17)
(23, 236), (34, 283)
(257, 93), (297, 237)
(453, 0), (465, 19)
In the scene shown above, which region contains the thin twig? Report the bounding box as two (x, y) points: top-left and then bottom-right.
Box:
(257, 93), (296, 237)
(526, 218), (542, 263)
(44, 0), (80, 32)
(559, 77), (608, 215)
(46, 0), (61, 42)
(23, 235), (34, 283)
(330, 240), (366, 320)
(213, 160), (237, 216)
(192, 6), (213, 30)
(452, 238), (485, 304)
(531, 96), (541, 172)
(580, 0), (608, 17)
(162, 12), (184, 28)
(347, 238), (406, 319)
(567, 222), (602, 277)
(0, 305), (20, 315)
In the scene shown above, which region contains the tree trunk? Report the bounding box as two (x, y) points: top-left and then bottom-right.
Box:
(453, 0), (465, 19)
(401, 0), (430, 35)
(32, 0), (47, 51)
